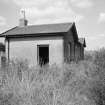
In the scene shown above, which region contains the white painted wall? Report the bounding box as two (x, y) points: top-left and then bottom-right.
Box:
(8, 37), (64, 66)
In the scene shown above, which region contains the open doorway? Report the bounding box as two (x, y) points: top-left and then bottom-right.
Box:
(37, 45), (49, 66)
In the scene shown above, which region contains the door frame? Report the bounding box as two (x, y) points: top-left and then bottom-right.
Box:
(37, 44), (49, 65)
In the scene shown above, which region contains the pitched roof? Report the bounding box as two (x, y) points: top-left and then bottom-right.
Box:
(0, 23), (73, 37)
(79, 38), (86, 47)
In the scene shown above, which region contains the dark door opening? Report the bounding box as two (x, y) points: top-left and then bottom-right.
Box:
(37, 45), (49, 66)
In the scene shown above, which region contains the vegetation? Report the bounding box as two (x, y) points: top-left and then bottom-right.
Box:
(0, 48), (105, 105)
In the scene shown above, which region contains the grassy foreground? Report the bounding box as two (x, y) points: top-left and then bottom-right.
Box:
(0, 48), (105, 105)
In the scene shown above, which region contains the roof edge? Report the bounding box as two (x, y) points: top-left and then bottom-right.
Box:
(4, 32), (66, 38)
(70, 22), (79, 42)
(0, 26), (17, 37)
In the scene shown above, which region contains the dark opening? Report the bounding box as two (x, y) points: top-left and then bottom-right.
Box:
(37, 45), (49, 66)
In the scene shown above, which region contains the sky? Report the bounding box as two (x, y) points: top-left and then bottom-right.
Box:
(0, 0), (105, 50)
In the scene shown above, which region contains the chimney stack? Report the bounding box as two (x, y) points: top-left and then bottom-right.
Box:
(19, 10), (28, 27)
(19, 18), (28, 27)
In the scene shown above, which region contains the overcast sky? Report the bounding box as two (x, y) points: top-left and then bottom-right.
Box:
(0, 0), (105, 50)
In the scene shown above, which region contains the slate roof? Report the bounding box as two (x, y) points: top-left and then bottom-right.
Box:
(79, 38), (86, 47)
(0, 23), (73, 36)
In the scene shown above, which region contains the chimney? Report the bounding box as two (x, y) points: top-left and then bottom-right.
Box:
(19, 18), (28, 27)
(19, 10), (28, 27)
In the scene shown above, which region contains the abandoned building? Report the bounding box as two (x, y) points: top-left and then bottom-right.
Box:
(0, 17), (86, 66)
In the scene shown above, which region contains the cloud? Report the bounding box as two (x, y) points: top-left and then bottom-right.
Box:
(25, 6), (83, 24)
(13, 0), (84, 24)
(13, 0), (65, 9)
(86, 34), (105, 50)
(70, 0), (93, 8)
(0, 0), (9, 3)
(98, 13), (105, 23)
(0, 16), (6, 26)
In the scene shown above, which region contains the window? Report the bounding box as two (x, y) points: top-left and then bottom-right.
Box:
(37, 45), (49, 66)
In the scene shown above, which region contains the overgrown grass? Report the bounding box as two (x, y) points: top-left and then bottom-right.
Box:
(1, 48), (105, 105)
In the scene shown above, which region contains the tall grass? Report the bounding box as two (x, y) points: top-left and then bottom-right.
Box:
(1, 48), (105, 105)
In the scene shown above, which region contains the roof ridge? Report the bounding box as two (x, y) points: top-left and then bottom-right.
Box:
(20, 22), (73, 28)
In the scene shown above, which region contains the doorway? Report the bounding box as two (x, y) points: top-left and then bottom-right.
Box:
(37, 45), (49, 66)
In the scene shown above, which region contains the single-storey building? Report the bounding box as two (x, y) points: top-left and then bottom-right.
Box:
(0, 18), (86, 66)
